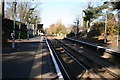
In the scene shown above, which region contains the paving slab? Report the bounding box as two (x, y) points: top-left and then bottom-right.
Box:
(29, 36), (58, 79)
(2, 36), (58, 80)
(2, 37), (41, 79)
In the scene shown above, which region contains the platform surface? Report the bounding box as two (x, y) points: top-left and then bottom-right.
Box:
(2, 36), (58, 80)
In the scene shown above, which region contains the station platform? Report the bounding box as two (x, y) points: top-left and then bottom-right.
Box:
(65, 37), (120, 53)
(2, 36), (60, 80)
(29, 36), (58, 79)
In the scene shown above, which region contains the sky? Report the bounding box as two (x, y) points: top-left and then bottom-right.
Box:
(4, 0), (107, 28)
(40, 2), (87, 28)
(39, 1), (103, 28)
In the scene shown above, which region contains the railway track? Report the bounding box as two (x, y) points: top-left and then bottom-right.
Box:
(46, 36), (120, 80)
(47, 38), (97, 80)
(59, 39), (120, 79)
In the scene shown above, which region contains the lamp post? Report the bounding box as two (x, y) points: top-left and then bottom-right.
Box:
(35, 15), (38, 36)
(74, 19), (79, 37)
(104, 14), (107, 43)
(26, 8), (34, 40)
(74, 22), (77, 37)
(12, 1), (17, 49)
(77, 19), (79, 36)
(18, 23), (21, 46)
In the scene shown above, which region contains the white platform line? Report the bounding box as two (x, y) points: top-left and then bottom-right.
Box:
(45, 37), (64, 79)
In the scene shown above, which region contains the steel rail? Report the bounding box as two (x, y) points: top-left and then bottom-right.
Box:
(45, 37), (71, 80)
(55, 39), (98, 80)
(61, 38), (120, 79)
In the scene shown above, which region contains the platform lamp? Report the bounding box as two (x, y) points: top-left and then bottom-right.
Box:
(35, 15), (38, 36)
(26, 8), (34, 40)
(12, 0), (17, 49)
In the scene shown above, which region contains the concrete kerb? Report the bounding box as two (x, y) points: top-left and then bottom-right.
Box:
(55, 37), (120, 79)
(45, 37), (64, 79)
(65, 37), (120, 54)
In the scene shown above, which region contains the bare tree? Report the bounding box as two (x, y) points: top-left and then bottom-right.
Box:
(5, 2), (14, 19)
(46, 21), (67, 35)
(5, 2), (41, 23)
